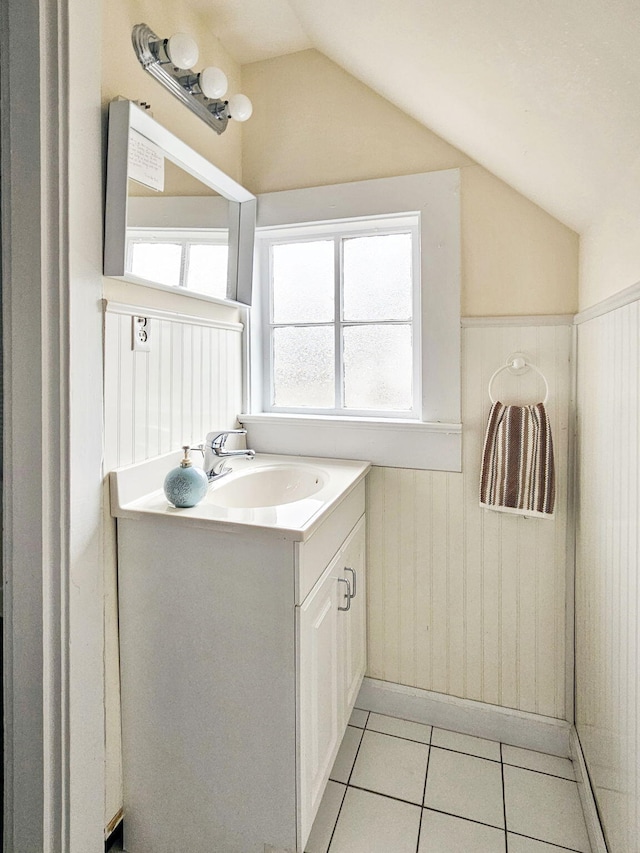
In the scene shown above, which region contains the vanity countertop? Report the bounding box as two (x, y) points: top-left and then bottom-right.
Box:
(110, 450), (370, 541)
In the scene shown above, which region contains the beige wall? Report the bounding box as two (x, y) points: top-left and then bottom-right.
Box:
(242, 49), (579, 317)
(579, 155), (640, 309)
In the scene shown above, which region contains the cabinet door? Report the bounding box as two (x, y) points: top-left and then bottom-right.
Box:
(340, 515), (367, 720)
(297, 553), (343, 848)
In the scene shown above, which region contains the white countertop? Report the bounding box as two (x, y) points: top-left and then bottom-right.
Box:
(109, 451), (371, 541)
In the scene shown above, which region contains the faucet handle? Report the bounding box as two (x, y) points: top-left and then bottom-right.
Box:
(208, 428), (247, 451)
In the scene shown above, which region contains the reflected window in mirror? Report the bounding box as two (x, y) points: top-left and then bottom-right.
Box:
(125, 159), (230, 299)
(127, 230), (229, 297)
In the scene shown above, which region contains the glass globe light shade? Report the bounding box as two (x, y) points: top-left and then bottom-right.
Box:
(227, 94), (253, 122)
(199, 66), (228, 99)
(166, 33), (199, 69)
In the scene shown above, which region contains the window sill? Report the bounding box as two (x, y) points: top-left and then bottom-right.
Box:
(238, 413), (462, 472)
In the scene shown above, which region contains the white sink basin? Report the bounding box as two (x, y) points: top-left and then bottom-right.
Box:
(206, 464), (326, 508)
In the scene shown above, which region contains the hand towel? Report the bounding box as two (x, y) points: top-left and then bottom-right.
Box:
(479, 401), (555, 518)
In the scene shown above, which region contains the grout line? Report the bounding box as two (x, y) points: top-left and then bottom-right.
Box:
(502, 762), (576, 782)
(345, 726), (366, 786)
(507, 830), (585, 852)
(365, 728), (433, 748)
(406, 802), (506, 832)
(354, 727), (572, 778)
(501, 742), (509, 852)
(323, 781), (348, 853)
(326, 726), (368, 852)
(347, 783), (431, 811)
(502, 742), (574, 760)
(429, 743), (501, 763)
(415, 728), (433, 853)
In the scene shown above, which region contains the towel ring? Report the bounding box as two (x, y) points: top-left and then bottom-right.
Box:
(488, 355), (549, 405)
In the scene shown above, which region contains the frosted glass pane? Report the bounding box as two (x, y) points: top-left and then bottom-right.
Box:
(186, 244), (228, 298)
(343, 233), (412, 321)
(343, 325), (412, 411)
(273, 326), (334, 408)
(130, 242), (182, 287)
(272, 241), (334, 323)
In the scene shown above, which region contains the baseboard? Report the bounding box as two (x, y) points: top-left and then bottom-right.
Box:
(356, 678), (572, 757)
(571, 729), (610, 853)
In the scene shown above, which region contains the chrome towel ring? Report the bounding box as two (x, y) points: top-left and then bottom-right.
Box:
(488, 353), (549, 404)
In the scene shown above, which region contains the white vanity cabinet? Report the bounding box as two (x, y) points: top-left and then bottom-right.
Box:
(113, 459), (368, 853)
(297, 516), (366, 844)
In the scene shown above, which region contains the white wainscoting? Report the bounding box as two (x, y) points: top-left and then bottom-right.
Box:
(103, 302), (244, 469)
(366, 322), (572, 720)
(575, 298), (640, 853)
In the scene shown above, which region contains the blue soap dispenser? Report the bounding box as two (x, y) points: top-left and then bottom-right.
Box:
(164, 445), (208, 508)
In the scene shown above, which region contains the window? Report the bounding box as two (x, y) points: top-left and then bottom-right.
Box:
(127, 229), (228, 298)
(263, 216), (420, 417)
(244, 171), (462, 472)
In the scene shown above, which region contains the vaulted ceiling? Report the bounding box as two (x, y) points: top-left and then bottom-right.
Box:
(200, 0), (640, 233)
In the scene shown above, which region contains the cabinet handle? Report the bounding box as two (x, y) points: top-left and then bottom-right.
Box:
(337, 577), (352, 611)
(344, 566), (356, 599)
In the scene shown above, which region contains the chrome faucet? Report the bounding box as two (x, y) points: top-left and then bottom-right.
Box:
(204, 428), (255, 481)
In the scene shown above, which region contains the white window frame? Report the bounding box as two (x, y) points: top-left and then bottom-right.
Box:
(260, 214), (421, 418)
(242, 170), (462, 472)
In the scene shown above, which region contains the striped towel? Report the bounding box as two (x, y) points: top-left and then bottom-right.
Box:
(479, 401), (555, 518)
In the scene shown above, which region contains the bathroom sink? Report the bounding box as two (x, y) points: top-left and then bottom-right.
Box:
(110, 451), (370, 539)
(206, 464), (326, 508)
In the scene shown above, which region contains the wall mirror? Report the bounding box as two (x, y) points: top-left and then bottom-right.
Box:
(104, 99), (256, 305)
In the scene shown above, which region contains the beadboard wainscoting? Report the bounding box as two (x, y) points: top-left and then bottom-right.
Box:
(575, 297), (640, 853)
(367, 321), (572, 720)
(103, 302), (244, 468)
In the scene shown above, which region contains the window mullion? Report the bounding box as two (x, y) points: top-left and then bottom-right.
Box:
(179, 241), (188, 288)
(265, 243), (275, 409)
(334, 236), (342, 411)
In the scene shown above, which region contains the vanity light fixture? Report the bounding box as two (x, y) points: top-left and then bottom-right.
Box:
(131, 23), (253, 135)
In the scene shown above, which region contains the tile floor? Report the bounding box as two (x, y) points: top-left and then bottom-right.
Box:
(305, 709), (592, 853)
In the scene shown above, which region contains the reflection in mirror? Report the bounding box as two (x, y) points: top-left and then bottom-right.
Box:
(126, 158), (230, 299)
(104, 99), (256, 305)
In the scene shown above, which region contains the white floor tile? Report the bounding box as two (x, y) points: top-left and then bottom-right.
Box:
(419, 809), (506, 852)
(424, 748), (505, 828)
(304, 781), (345, 853)
(502, 745), (575, 780)
(367, 712), (432, 744)
(431, 727), (501, 761)
(350, 730), (429, 804)
(504, 765), (591, 852)
(348, 708), (369, 728)
(329, 787), (421, 853)
(329, 725), (363, 784)
(507, 833), (585, 852)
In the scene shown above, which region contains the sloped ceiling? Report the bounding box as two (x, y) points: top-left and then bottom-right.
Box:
(201, 0), (640, 232)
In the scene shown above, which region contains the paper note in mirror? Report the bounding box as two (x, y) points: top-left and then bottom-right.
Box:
(128, 129), (165, 192)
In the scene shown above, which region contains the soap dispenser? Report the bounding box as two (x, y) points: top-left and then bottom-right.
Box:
(164, 445), (208, 508)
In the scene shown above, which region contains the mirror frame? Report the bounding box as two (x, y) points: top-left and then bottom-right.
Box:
(104, 98), (256, 305)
